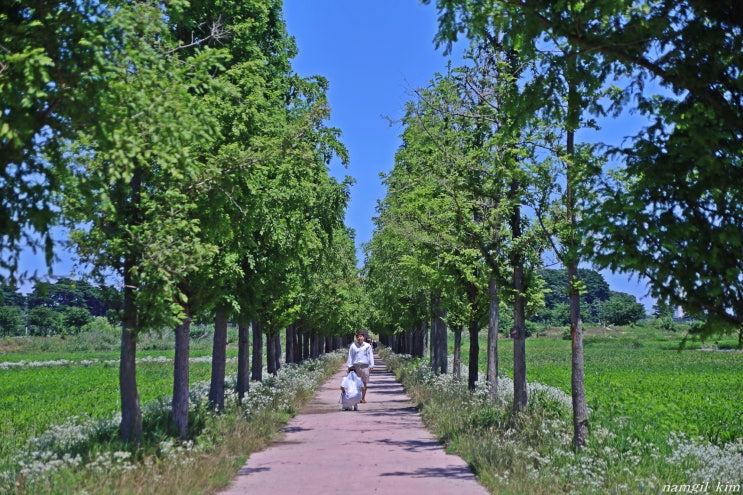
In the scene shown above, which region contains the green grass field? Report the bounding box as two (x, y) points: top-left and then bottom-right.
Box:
(0, 331), (239, 474)
(463, 324), (743, 447)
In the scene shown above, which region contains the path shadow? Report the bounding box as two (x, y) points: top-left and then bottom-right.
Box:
(379, 465), (476, 480)
(237, 466), (270, 476)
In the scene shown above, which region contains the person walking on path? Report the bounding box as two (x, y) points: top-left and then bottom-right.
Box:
(346, 330), (374, 403)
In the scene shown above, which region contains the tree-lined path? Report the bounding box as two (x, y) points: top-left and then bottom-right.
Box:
(219, 355), (489, 495)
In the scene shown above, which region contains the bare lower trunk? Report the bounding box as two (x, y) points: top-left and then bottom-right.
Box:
(453, 326), (462, 381)
(430, 293), (448, 374)
(310, 331), (320, 358)
(273, 333), (281, 372)
(119, 325), (141, 444)
(302, 328), (310, 360)
(266, 331), (281, 376)
(468, 318), (479, 391)
(172, 310), (191, 439)
(568, 265), (589, 450)
(511, 178), (528, 413)
(285, 324), (295, 364)
(208, 308), (228, 411)
(119, 269), (141, 445)
(251, 319), (263, 382)
(487, 276), (499, 402)
(237, 319), (250, 403)
(267, 329), (276, 375)
(430, 294), (439, 371)
(512, 271), (527, 412)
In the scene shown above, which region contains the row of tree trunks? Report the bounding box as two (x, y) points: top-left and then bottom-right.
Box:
(380, 321), (428, 357)
(181, 318), (343, 440)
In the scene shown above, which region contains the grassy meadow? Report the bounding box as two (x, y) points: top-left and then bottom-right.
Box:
(494, 325), (743, 446)
(384, 323), (743, 494)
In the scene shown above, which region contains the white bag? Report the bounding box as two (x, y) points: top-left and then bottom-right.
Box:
(340, 371), (363, 409)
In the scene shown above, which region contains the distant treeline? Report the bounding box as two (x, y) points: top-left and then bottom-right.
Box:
(0, 268), (649, 337)
(0, 279), (122, 336)
(530, 268), (646, 327)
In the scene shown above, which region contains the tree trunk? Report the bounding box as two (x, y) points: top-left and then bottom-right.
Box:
(415, 321), (426, 358)
(251, 318), (263, 382)
(267, 329), (276, 375)
(430, 294), (439, 371)
(453, 326), (462, 381)
(237, 319), (250, 403)
(566, 65), (589, 446)
(423, 320), (429, 357)
(119, 265), (142, 445)
(430, 293), (448, 374)
(285, 324), (295, 365)
(468, 317), (479, 391)
(273, 332), (281, 374)
(302, 327), (310, 361)
(437, 305), (448, 374)
(208, 308), (228, 411)
(310, 331), (320, 358)
(511, 184), (528, 413)
(487, 276), (499, 402)
(568, 264), (589, 450)
(172, 309), (191, 439)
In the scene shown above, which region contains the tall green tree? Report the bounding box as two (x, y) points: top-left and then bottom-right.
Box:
(168, 0), (299, 417)
(425, 0), (616, 448)
(63, 1), (226, 444)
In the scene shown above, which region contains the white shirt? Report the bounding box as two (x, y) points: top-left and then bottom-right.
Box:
(347, 341), (374, 369)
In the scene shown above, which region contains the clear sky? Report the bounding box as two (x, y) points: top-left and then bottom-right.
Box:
(282, 0), (655, 311)
(283, 0), (454, 251)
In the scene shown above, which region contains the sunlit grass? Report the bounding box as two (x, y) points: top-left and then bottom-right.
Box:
(460, 325), (743, 446)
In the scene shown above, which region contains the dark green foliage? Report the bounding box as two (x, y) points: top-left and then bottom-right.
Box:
(0, 280), (121, 336)
(27, 306), (63, 336)
(0, 306), (24, 336)
(26, 278), (115, 317)
(532, 268), (645, 325)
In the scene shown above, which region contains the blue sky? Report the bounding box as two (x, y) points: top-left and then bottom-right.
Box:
(283, 0), (655, 310)
(283, 0), (453, 251)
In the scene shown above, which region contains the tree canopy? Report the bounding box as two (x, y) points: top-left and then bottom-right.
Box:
(425, 0), (743, 335)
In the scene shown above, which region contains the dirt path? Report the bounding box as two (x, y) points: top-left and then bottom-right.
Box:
(218, 355), (489, 495)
